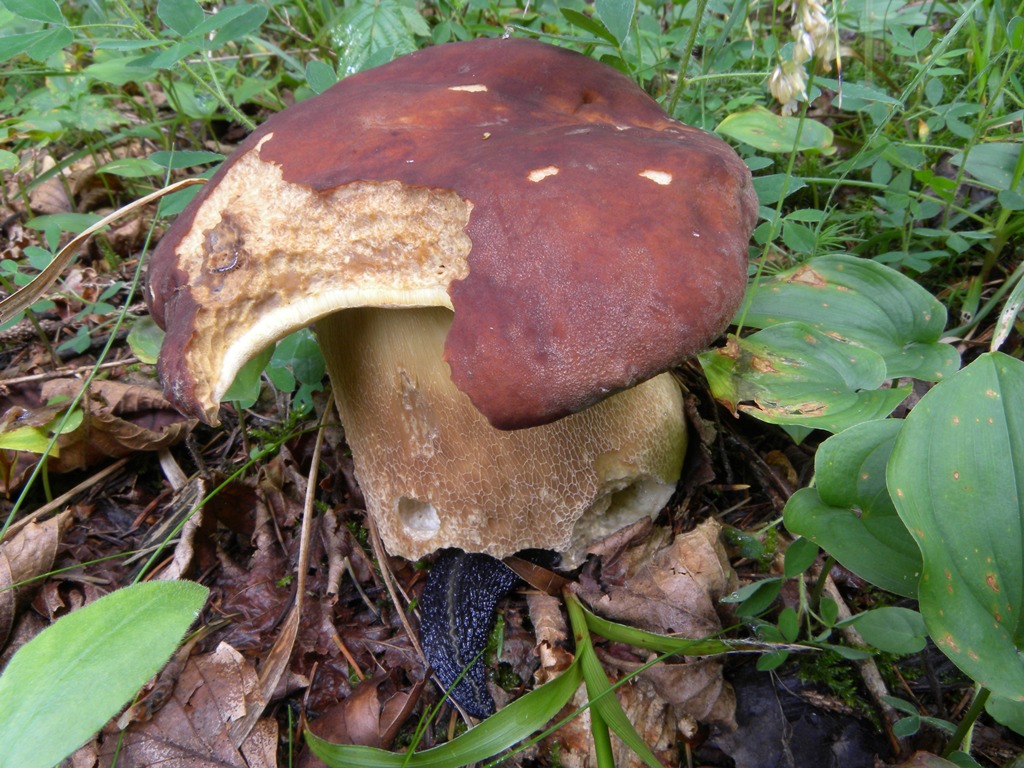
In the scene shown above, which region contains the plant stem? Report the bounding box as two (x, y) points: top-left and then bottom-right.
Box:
(666, 0), (710, 115)
(947, 256), (1024, 338)
(941, 686), (991, 758)
(810, 555), (836, 612)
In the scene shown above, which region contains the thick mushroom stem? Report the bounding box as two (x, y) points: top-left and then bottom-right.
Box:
(315, 306), (687, 567)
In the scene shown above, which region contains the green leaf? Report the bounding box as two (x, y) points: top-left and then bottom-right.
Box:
(992, 271), (1024, 353)
(784, 419), (922, 596)
(208, 4), (267, 46)
(149, 149), (224, 169)
(1009, 16), (1024, 51)
(22, 24), (70, 61)
(816, 77), (902, 109)
(84, 56), (159, 85)
(777, 607), (799, 642)
(888, 352), (1024, 702)
(783, 537), (819, 577)
(594, 0), (634, 45)
(0, 407), (82, 455)
(1, 0), (64, 24)
(581, 605), (738, 656)
(222, 343), (274, 408)
(716, 106), (834, 154)
(751, 173), (807, 205)
(756, 650), (790, 670)
(839, 606), (927, 654)
(308, 655), (583, 766)
(820, 597), (838, 627)
(0, 150), (17, 171)
(332, 0), (419, 76)
(566, 595), (662, 768)
(948, 143), (1023, 193)
(305, 60), (338, 94)
(267, 329), (326, 389)
(0, 30), (46, 63)
(126, 315), (164, 365)
(700, 323), (910, 434)
(96, 157), (165, 178)
(723, 578), (783, 617)
(560, 8), (619, 45)
(0, 581), (208, 768)
(998, 189), (1024, 210)
(157, 0), (204, 36)
(986, 693), (1024, 737)
(740, 254), (960, 382)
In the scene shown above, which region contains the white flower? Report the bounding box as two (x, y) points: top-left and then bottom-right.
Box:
(768, 0), (838, 109)
(769, 60), (808, 115)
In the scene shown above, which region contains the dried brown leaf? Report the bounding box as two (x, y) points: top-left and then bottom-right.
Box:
(0, 511), (70, 646)
(526, 591), (573, 684)
(575, 518), (739, 729)
(105, 642), (276, 768)
(41, 379), (194, 473)
(580, 519), (737, 638)
(28, 156), (72, 216)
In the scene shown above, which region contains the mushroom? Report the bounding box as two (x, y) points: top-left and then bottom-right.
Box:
(148, 37), (758, 717)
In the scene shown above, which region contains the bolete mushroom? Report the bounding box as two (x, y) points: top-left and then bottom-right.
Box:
(148, 37), (757, 717)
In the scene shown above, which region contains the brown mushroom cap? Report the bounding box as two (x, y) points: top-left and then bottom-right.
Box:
(148, 37), (757, 430)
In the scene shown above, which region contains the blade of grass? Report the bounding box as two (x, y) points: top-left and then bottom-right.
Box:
(306, 656), (584, 767)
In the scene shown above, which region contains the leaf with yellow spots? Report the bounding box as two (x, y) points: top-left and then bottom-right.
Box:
(888, 352), (1024, 703)
(698, 322), (909, 436)
(739, 255), (960, 382)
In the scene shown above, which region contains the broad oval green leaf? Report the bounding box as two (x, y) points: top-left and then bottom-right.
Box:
(948, 142), (1022, 193)
(84, 56), (159, 86)
(741, 254), (960, 382)
(700, 322), (909, 434)
(716, 106), (834, 154)
(986, 693), (1024, 737)
(126, 315), (165, 365)
(751, 173), (807, 205)
(1, 0), (64, 24)
(0, 30), (43, 63)
(209, 4), (268, 47)
(888, 352), (1024, 702)
(156, 0), (204, 36)
(0, 581), (208, 768)
(784, 419), (921, 596)
(22, 23), (70, 61)
(305, 59), (339, 94)
(839, 606), (927, 654)
(594, 0), (634, 45)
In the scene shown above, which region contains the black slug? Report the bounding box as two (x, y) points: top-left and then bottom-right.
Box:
(418, 549), (520, 718)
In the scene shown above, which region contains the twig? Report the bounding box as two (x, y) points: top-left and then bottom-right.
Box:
(1, 457), (129, 542)
(366, 515), (425, 663)
(0, 357), (142, 387)
(821, 575), (905, 756)
(229, 394), (332, 746)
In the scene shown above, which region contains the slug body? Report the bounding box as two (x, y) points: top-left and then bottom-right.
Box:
(419, 550), (520, 718)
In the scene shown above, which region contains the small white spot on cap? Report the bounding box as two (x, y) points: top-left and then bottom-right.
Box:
(639, 169), (673, 185)
(448, 84), (488, 92)
(528, 166), (560, 182)
(692, 231), (701, 238)
(254, 133), (274, 154)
